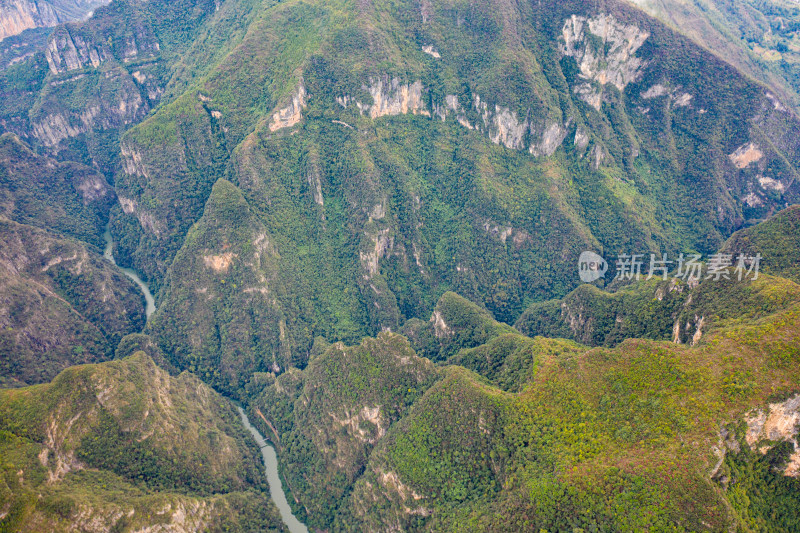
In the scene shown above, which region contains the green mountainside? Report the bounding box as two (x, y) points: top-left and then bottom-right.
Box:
(0, 130), (145, 387)
(247, 272), (800, 531)
(0, 132), (113, 247)
(0, 0), (799, 530)
(515, 272), (800, 347)
(0, 352), (286, 531)
(628, 0), (800, 112)
(115, 0), (800, 378)
(722, 203), (800, 283)
(0, 217), (145, 387)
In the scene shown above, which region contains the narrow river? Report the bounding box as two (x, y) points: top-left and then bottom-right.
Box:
(102, 222), (156, 319)
(104, 223), (306, 530)
(237, 406), (309, 533)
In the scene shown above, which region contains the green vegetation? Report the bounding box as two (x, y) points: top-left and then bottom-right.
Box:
(0, 218), (145, 386)
(147, 179), (299, 395)
(103, 0), (800, 388)
(723, 440), (800, 531)
(241, 278), (800, 531)
(1, 0), (800, 530)
(0, 353), (285, 532)
(404, 292), (516, 361)
(515, 271), (800, 346)
(249, 332), (439, 529)
(0, 133), (112, 247)
(723, 205), (800, 282)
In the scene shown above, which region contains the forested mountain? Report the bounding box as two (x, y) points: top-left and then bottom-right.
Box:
(0, 353), (286, 531)
(0, 0), (799, 530)
(0, 0), (110, 41)
(629, 0), (800, 113)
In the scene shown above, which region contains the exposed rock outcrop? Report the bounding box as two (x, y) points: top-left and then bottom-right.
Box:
(364, 78), (428, 119)
(335, 79), (571, 157)
(0, 0), (109, 42)
(44, 24), (158, 75)
(269, 82), (307, 131)
(560, 14), (650, 110)
(745, 395), (800, 477)
(729, 142), (764, 170)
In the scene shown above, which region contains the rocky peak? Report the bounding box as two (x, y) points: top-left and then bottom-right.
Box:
(44, 23), (159, 75)
(560, 14), (650, 109)
(0, 0), (110, 42)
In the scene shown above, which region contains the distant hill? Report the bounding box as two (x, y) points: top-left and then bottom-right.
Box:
(628, 0), (800, 112)
(0, 0), (110, 41)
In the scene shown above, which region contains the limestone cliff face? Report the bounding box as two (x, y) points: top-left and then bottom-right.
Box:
(745, 395), (800, 477)
(28, 18), (164, 152)
(0, 0), (109, 42)
(329, 76), (571, 157)
(32, 69), (151, 148)
(269, 82), (306, 131)
(560, 14), (650, 110)
(44, 21), (160, 75)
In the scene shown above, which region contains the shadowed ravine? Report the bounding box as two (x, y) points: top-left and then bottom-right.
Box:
(103, 222), (156, 319)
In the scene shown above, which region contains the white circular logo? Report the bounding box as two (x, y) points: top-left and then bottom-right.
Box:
(578, 251), (608, 283)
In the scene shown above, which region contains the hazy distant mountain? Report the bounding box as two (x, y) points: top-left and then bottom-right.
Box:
(628, 0), (800, 112)
(0, 0), (110, 41)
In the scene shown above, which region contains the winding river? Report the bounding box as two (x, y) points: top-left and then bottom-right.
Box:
(102, 223), (156, 319)
(237, 406), (309, 533)
(104, 223), (306, 530)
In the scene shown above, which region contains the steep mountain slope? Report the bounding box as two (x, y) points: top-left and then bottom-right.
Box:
(242, 210), (800, 531)
(722, 203), (800, 282)
(628, 0), (800, 112)
(515, 272), (800, 347)
(0, 132), (112, 246)
(0, 130), (145, 387)
(514, 205), (800, 346)
(249, 333), (439, 526)
(0, 0), (799, 529)
(0, 0), (257, 181)
(0, 352), (286, 531)
(101, 0), (800, 383)
(0, 0), (110, 41)
(0, 217), (145, 387)
(249, 290), (800, 531)
(147, 179), (297, 392)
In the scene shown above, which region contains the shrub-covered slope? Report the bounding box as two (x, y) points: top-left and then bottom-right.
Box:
(248, 332), (439, 527)
(515, 205), (800, 346)
(3, 0), (800, 387)
(516, 273), (800, 347)
(107, 0), (800, 378)
(0, 218), (145, 387)
(147, 178), (297, 393)
(0, 352), (286, 532)
(722, 204), (800, 283)
(0, 133), (113, 247)
(250, 290), (800, 531)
